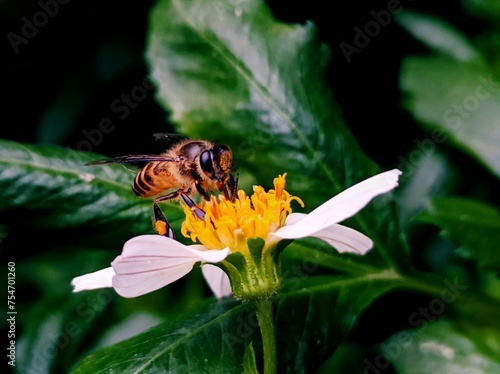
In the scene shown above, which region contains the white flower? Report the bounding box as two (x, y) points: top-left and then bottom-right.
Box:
(72, 169), (401, 299)
(72, 237), (229, 298)
(269, 168), (402, 253)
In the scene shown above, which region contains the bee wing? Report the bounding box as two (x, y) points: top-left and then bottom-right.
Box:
(85, 155), (178, 166)
(152, 133), (188, 148)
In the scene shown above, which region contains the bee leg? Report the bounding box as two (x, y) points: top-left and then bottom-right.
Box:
(215, 179), (232, 200)
(228, 171), (239, 202)
(153, 191), (180, 239)
(195, 181), (211, 201)
(153, 204), (175, 239)
(180, 193), (206, 221)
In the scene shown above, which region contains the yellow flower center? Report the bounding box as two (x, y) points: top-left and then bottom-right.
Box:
(181, 173), (304, 253)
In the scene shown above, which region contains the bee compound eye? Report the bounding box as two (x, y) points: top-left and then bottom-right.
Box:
(200, 150), (215, 177)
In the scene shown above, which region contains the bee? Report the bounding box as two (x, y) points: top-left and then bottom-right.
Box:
(86, 135), (238, 239)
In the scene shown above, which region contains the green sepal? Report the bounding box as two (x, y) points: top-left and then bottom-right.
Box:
(222, 238), (283, 302)
(221, 252), (247, 297)
(272, 239), (293, 262)
(248, 237), (266, 268)
(224, 251), (248, 274)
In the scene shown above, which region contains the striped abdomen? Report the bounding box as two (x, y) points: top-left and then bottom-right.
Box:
(132, 161), (177, 197)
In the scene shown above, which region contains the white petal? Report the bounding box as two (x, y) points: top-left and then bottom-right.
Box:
(202, 264), (232, 299)
(309, 223), (373, 254)
(285, 212), (307, 226)
(272, 169), (401, 239)
(123, 235), (229, 262)
(71, 267), (115, 292)
(110, 236), (230, 298)
(271, 214), (373, 254)
(112, 262), (195, 298)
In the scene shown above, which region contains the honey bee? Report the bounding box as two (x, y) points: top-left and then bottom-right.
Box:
(86, 135), (238, 238)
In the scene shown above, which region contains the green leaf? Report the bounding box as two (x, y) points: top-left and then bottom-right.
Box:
(395, 150), (459, 231)
(382, 320), (500, 373)
(280, 240), (405, 372)
(146, 0), (408, 268)
(70, 269), (399, 374)
(16, 248), (114, 298)
(91, 312), (164, 354)
(416, 196), (500, 269)
(146, 0), (377, 206)
(400, 55), (500, 178)
(243, 342), (259, 374)
(18, 292), (113, 374)
(71, 298), (252, 373)
(0, 139), (184, 242)
(316, 340), (373, 374)
(276, 273), (398, 372)
(277, 236), (497, 371)
(462, 0), (500, 22)
(396, 11), (480, 62)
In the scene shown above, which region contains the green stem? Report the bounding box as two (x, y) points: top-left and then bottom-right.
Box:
(253, 299), (278, 374)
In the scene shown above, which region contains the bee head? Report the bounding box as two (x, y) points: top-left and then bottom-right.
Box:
(199, 144), (233, 183)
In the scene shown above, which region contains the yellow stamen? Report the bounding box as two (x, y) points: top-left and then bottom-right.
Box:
(181, 174), (304, 253)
